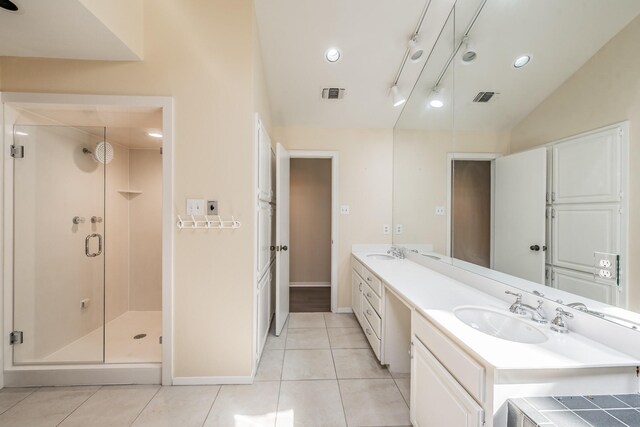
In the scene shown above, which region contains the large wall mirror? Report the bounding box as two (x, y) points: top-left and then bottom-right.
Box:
(393, 0), (640, 330)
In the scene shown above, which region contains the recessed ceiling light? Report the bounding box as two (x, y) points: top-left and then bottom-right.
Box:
(0, 0), (18, 12)
(430, 99), (444, 108)
(513, 55), (531, 68)
(14, 131), (29, 136)
(325, 47), (341, 63)
(148, 132), (163, 138)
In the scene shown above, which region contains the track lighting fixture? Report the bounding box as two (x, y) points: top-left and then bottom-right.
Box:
(391, 85), (407, 107)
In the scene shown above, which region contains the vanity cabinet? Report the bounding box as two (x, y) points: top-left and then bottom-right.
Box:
(351, 271), (363, 325)
(351, 257), (384, 361)
(411, 338), (484, 427)
(411, 310), (485, 426)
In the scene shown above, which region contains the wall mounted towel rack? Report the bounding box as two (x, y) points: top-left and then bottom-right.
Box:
(176, 215), (241, 230)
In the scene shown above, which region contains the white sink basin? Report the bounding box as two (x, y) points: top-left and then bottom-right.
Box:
(454, 306), (548, 344)
(367, 253), (395, 260)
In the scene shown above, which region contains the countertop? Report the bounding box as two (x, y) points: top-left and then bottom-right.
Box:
(352, 250), (640, 371)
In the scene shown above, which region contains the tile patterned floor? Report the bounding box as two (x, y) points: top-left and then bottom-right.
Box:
(0, 312), (411, 427)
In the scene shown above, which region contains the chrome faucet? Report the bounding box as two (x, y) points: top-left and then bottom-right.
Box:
(567, 302), (605, 318)
(387, 246), (406, 259)
(550, 307), (574, 333)
(505, 291), (548, 324)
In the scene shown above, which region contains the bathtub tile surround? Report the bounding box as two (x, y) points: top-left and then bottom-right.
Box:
(508, 395), (640, 427)
(0, 313), (409, 426)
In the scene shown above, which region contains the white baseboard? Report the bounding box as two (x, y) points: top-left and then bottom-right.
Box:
(289, 282), (331, 288)
(334, 307), (353, 314)
(172, 375), (254, 386)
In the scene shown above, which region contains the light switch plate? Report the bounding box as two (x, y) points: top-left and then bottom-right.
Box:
(435, 206), (446, 216)
(340, 205), (350, 215)
(186, 199), (205, 216)
(207, 200), (218, 215)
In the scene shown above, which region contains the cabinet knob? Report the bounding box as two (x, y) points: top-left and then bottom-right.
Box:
(530, 244), (540, 251)
(282, 245), (288, 251)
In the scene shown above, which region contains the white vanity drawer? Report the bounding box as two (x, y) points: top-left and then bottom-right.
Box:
(351, 258), (365, 278)
(413, 311), (485, 403)
(363, 283), (382, 315)
(363, 298), (381, 339)
(362, 268), (382, 296)
(363, 314), (381, 360)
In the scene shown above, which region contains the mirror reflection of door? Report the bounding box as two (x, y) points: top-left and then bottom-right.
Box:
(451, 160), (492, 268)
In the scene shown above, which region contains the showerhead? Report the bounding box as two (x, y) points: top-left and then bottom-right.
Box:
(83, 141), (114, 164)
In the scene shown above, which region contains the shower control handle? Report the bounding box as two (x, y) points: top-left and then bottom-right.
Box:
(85, 233), (103, 257)
(91, 216), (103, 224)
(73, 216), (86, 225)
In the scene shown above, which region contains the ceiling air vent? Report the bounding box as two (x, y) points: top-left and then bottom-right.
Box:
(321, 87), (345, 100)
(473, 91), (496, 103)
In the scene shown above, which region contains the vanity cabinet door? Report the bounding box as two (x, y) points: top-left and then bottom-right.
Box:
(351, 271), (363, 323)
(410, 339), (483, 427)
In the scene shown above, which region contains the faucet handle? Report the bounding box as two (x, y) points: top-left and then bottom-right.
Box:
(536, 299), (545, 308)
(505, 290), (522, 301)
(555, 307), (574, 318)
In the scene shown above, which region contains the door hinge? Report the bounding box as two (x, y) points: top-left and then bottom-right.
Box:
(10, 145), (24, 158)
(10, 331), (23, 345)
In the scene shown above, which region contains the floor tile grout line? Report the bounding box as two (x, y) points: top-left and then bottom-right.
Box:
(0, 386), (39, 415)
(55, 385), (103, 427)
(200, 384), (223, 427)
(273, 378), (283, 427)
(392, 378), (410, 409)
(329, 325), (350, 427)
(127, 385), (162, 427)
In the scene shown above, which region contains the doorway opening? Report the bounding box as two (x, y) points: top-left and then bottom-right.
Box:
(447, 153), (499, 267)
(289, 158), (332, 312)
(2, 93), (174, 386)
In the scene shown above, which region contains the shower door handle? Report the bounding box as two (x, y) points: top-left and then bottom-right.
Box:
(85, 233), (103, 257)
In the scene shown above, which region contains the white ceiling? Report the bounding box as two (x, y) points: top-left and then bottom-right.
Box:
(397, 0), (640, 130)
(15, 105), (163, 149)
(255, 0), (457, 129)
(0, 0), (140, 60)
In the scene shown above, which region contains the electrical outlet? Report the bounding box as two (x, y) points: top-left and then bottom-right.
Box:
(340, 205), (350, 215)
(599, 259), (612, 268)
(186, 199), (205, 216)
(207, 200), (218, 215)
(395, 224), (403, 234)
(435, 206), (445, 216)
(599, 269), (612, 279)
(383, 224), (390, 234)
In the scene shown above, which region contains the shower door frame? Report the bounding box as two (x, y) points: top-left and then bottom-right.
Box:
(0, 92), (175, 387)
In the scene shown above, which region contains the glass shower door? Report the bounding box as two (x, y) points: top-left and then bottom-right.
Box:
(12, 125), (106, 364)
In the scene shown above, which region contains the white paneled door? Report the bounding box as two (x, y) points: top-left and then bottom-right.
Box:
(275, 143), (290, 336)
(493, 148), (547, 284)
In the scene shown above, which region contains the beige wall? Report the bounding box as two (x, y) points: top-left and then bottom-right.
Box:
(290, 159), (331, 284)
(273, 127), (393, 309)
(393, 129), (509, 253)
(1, 0), (265, 377)
(79, 0), (144, 59)
(129, 149), (163, 311)
(510, 15), (640, 312)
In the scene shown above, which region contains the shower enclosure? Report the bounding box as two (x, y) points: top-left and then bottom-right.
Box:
(11, 123), (162, 365)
